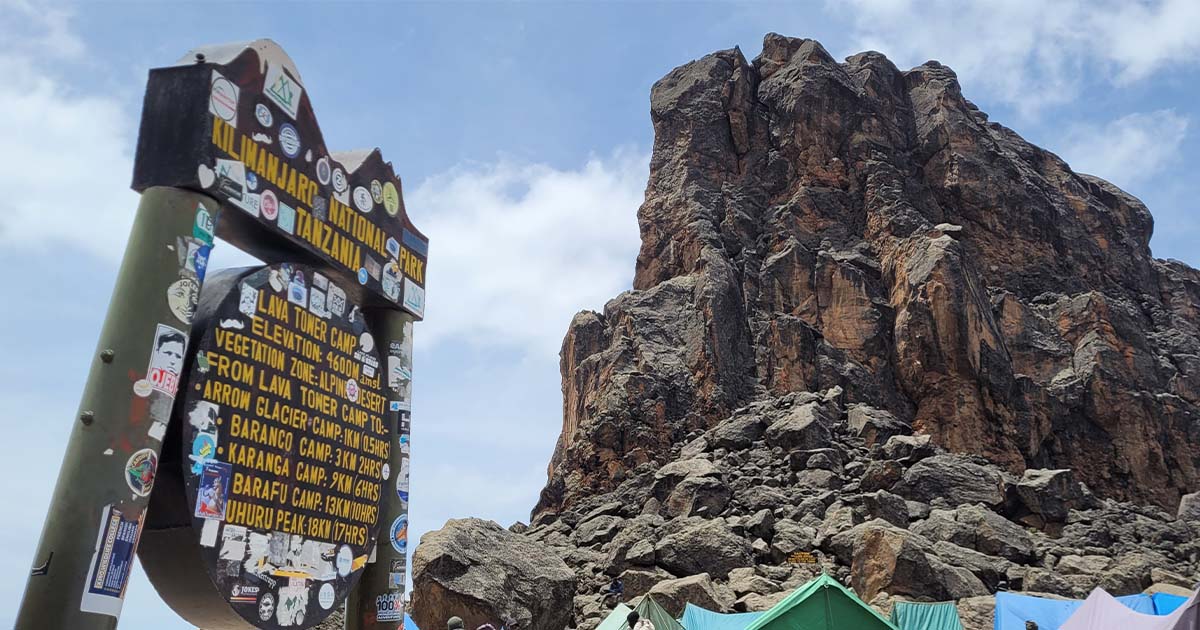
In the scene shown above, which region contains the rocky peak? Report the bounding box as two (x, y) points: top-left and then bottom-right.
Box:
(536, 33), (1200, 519)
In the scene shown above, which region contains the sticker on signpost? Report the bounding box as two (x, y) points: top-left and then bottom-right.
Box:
(79, 504), (144, 617)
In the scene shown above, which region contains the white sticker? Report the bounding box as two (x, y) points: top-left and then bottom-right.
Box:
(148, 421), (167, 442)
(255, 102), (273, 127)
(209, 71), (238, 126)
(167, 278), (199, 324)
(133, 379), (153, 398)
(403, 278), (425, 318)
(239, 283), (258, 318)
(336, 545), (352, 577)
(316, 157), (331, 185)
(278, 123), (301, 158)
(263, 62), (303, 120)
(332, 167), (347, 193)
(197, 164), (215, 189)
(359, 332), (374, 353)
(200, 519), (219, 548)
(318, 583), (335, 610)
(353, 186), (373, 213)
(147, 324), (186, 397)
(382, 463), (390, 480)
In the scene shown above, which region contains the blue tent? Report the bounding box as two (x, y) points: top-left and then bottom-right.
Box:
(680, 604), (763, 630)
(1153, 593), (1189, 615)
(995, 592), (1157, 630)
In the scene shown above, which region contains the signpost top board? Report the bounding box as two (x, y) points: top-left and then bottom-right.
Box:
(132, 40), (428, 319)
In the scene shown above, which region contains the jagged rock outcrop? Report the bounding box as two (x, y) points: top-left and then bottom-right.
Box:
(536, 33), (1200, 518)
(414, 33), (1200, 630)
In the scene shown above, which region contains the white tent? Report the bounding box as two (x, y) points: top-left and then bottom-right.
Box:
(1061, 587), (1199, 630)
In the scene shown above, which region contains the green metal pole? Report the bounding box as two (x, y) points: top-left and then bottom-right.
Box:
(16, 186), (220, 629)
(347, 309), (416, 630)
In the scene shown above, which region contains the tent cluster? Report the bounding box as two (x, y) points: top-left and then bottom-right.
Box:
(597, 574), (1200, 630)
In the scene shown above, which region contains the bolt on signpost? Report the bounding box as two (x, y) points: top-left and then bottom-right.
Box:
(16, 40), (427, 630)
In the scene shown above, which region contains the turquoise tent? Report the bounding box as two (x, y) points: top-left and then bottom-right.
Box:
(889, 601), (963, 630)
(680, 604), (763, 630)
(597, 604), (636, 630)
(744, 574), (898, 630)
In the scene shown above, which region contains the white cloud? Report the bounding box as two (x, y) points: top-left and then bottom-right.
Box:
(1059, 109), (1189, 188)
(0, 2), (137, 261)
(830, 0), (1200, 117)
(408, 151), (647, 355)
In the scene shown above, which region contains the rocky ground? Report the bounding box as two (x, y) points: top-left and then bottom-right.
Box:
(410, 32), (1200, 630)
(414, 390), (1200, 630)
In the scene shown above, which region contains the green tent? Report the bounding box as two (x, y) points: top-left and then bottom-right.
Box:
(889, 601), (963, 630)
(743, 574), (899, 630)
(634, 595), (687, 630)
(598, 604), (636, 630)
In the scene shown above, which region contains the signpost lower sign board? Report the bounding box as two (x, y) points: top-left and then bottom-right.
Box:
(139, 264), (389, 629)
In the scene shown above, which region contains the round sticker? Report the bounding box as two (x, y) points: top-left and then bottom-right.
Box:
(319, 583), (336, 610)
(337, 545), (353, 577)
(382, 463), (390, 480)
(245, 172), (258, 191)
(278, 123), (301, 158)
(357, 268), (369, 285)
(316, 156), (332, 185)
(382, 181), (400, 216)
(210, 76), (238, 123)
(260, 189), (279, 221)
(353, 186), (373, 213)
(167, 278), (200, 324)
(370, 180), (383, 203)
(133, 379), (153, 398)
(257, 592), (275, 622)
(125, 448), (158, 497)
(332, 168), (348, 193)
(359, 332), (374, 353)
(389, 515), (408, 553)
(255, 102), (273, 127)
(346, 378), (360, 402)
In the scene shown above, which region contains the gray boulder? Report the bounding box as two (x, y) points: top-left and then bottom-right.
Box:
(652, 458), (720, 500)
(1016, 469), (1094, 522)
(711, 414), (767, 450)
(894, 455), (1005, 507)
(764, 402), (833, 451)
(647, 573), (735, 616)
(848, 405), (909, 448)
(655, 518), (753, 578)
(665, 475), (731, 517)
(412, 518), (576, 630)
(1179, 492), (1200, 522)
(911, 505), (1036, 563)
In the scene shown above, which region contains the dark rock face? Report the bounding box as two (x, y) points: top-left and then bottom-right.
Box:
(537, 33), (1200, 519)
(410, 519), (576, 630)
(414, 34), (1200, 630)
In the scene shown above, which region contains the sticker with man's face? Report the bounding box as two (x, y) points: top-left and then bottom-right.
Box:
(148, 323), (187, 396)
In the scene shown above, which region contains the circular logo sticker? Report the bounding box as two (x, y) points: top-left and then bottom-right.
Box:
(345, 378), (360, 402)
(319, 583), (336, 610)
(133, 379), (153, 398)
(370, 180), (383, 203)
(359, 332), (374, 353)
(125, 448), (158, 497)
(316, 156), (332, 185)
(257, 592), (275, 622)
(167, 278), (200, 324)
(261, 189), (279, 221)
(353, 186), (373, 213)
(337, 545), (353, 577)
(332, 168), (348, 193)
(357, 268), (369, 285)
(278, 123), (301, 158)
(389, 515), (408, 553)
(210, 76), (238, 123)
(382, 462), (390, 480)
(255, 102), (273, 127)
(382, 181), (400, 216)
(245, 172), (258, 191)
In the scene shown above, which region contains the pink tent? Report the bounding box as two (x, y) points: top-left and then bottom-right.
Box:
(1061, 588), (1199, 630)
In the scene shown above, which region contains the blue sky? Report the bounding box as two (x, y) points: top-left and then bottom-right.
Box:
(1, 1), (1198, 627)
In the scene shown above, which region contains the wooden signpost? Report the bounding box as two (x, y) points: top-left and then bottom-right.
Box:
(16, 40), (424, 630)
